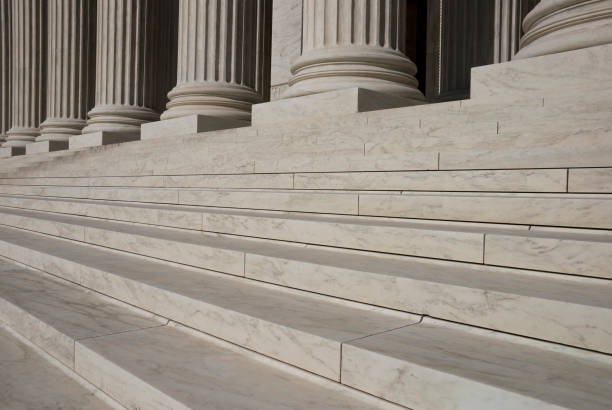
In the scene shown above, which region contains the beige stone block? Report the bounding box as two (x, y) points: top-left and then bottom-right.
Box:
(252, 88), (416, 126)
(569, 168), (612, 193)
(358, 193), (612, 229)
(87, 187), (179, 204)
(342, 318), (612, 410)
(471, 44), (612, 99)
(294, 169), (567, 192)
(75, 324), (392, 410)
(141, 115), (248, 140)
(25, 140), (68, 155)
(485, 232), (612, 279)
(244, 248), (612, 353)
(178, 189), (359, 214)
(0, 326), (111, 410)
(69, 131), (139, 150)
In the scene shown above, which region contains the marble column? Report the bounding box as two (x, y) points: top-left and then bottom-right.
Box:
(0, 0), (10, 144)
(515, 0), (612, 59)
(83, 0), (176, 136)
(161, 0), (272, 122)
(284, 0), (425, 102)
(38, 0), (95, 143)
(4, 0), (46, 148)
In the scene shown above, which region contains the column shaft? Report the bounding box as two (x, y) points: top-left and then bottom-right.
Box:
(0, 0), (10, 144)
(161, 0), (272, 121)
(39, 0), (96, 142)
(83, 0), (176, 136)
(5, 0), (46, 147)
(284, 0), (424, 102)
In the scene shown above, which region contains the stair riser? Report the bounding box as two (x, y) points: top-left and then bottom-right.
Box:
(246, 254), (612, 354)
(2, 201), (611, 280)
(0, 239), (353, 381)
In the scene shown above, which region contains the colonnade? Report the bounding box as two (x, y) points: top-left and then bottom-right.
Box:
(0, 0), (610, 155)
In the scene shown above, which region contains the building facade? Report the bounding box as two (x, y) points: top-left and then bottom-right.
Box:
(0, 0), (610, 153)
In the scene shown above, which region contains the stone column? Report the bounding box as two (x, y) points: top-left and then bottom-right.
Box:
(283, 0), (425, 102)
(4, 0), (46, 148)
(38, 0), (95, 143)
(161, 0), (272, 122)
(82, 0), (175, 136)
(515, 0), (612, 59)
(0, 0), (10, 144)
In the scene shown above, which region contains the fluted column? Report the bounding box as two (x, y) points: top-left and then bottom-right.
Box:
(284, 0), (424, 102)
(38, 0), (95, 142)
(515, 0), (612, 59)
(4, 0), (46, 148)
(0, 0), (10, 144)
(161, 0), (272, 121)
(83, 0), (176, 136)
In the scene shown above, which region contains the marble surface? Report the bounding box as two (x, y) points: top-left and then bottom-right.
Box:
(0, 325), (112, 410)
(0, 225), (417, 380)
(253, 88), (413, 126)
(76, 324), (395, 410)
(358, 193), (612, 229)
(141, 114), (248, 140)
(569, 168), (612, 193)
(471, 44), (612, 99)
(485, 231), (612, 279)
(0, 258), (162, 367)
(294, 169), (567, 192)
(342, 318), (612, 410)
(270, 0), (302, 89)
(244, 243), (612, 354)
(25, 140), (68, 155)
(69, 131), (139, 150)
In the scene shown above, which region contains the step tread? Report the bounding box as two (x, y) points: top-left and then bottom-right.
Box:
(1, 204), (609, 307)
(0, 325), (112, 410)
(342, 318), (612, 410)
(0, 259), (391, 410)
(77, 324), (389, 410)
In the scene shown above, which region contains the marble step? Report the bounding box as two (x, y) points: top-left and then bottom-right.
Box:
(0, 260), (396, 410)
(3, 204), (611, 280)
(0, 225), (418, 380)
(1, 189), (612, 229)
(0, 218), (610, 354)
(342, 317), (612, 410)
(2, 167), (611, 194)
(0, 325), (115, 410)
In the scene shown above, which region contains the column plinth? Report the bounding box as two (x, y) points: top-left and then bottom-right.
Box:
(82, 0), (175, 137)
(4, 0), (46, 148)
(283, 0), (424, 102)
(515, 0), (612, 59)
(39, 0), (95, 142)
(161, 0), (272, 122)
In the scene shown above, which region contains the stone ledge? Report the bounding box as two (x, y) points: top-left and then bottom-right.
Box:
(69, 131), (140, 150)
(141, 114), (248, 140)
(25, 140), (69, 155)
(252, 87), (422, 126)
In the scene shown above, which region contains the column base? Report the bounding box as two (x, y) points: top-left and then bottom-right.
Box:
(25, 140), (69, 155)
(69, 131), (140, 150)
(161, 83), (262, 122)
(141, 115), (249, 140)
(39, 118), (87, 142)
(252, 88), (422, 127)
(0, 146), (25, 158)
(4, 127), (39, 147)
(82, 105), (159, 137)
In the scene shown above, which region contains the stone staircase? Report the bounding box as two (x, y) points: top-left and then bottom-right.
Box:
(0, 46), (611, 409)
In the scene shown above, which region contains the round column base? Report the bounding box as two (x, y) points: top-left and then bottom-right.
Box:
(4, 127), (39, 147)
(38, 118), (87, 142)
(284, 47), (426, 102)
(516, 0), (612, 59)
(82, 105), (159, 136)
(161, 83), (262, 122)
